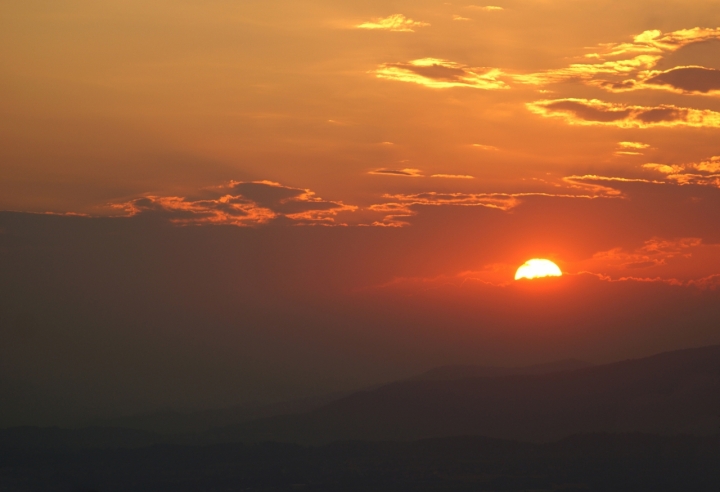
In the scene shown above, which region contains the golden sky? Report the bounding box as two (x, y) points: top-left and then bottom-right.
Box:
(3, 0), (720, 279)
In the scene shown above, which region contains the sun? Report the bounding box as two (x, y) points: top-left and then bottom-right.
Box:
(515, 259), (562, 280)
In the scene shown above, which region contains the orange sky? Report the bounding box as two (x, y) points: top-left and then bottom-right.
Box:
(3, 1), (720, 278)
(2, 0), (720, 423)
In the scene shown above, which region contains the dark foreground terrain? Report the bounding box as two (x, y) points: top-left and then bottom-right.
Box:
(2, 433), (720, 492)
(3, 346), (720, 491)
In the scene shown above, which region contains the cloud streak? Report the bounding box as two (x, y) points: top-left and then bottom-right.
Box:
(643, 156), (720, 187)
(466, 5), (504, 11)
(373, 58), (508, 90)
(615, 141), (650, 156)
(356, 14), (429, 32)
(528, 98), (720, 128)
(431, 174), (475, 179)
(368, 168), (424, 177)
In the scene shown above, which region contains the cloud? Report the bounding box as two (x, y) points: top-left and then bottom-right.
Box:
(431, 174), (475, 179)
(356, 14), (429, 32)
(513, 55), (660, 86)
(619, 141), (650, 150)
(527, 98), (720, 128)
(376, 190), (608, 213)
(472, 144), (499, 151)
(371, 28), (720, 96)
(366, 202), (416, 228)
(466, 5), (504, 11)
(615, 141), (650, 156)
(590, 237), (703, 270)
(368, 168), (424, 177)
(594, 28), (720, 58)
(373, 58), (508, 90)
(453, 15), (472, 21)
(562, 175), (665, 197)
(642, 156), (720, 187)
(511, 28), (720, 95)
(381, 192), (520, 211)
(116, 181), (357, 226)
(643, 66), (720, 95)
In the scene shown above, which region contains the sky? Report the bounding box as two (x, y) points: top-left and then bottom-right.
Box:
(2, 0), (720, 426)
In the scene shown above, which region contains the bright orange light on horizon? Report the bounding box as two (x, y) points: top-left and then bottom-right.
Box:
(515, 259), (563, 280)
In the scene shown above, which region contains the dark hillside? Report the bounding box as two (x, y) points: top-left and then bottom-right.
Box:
(212, 345), (720, 444)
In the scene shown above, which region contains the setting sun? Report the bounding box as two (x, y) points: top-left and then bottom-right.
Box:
(515, 259), (563, 280)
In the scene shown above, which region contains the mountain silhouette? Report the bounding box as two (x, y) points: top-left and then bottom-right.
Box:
(210, 345), (720, 444)
(408, 358), (592, 381)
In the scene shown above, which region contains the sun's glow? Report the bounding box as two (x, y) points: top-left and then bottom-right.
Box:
(515, 259), (563, 280)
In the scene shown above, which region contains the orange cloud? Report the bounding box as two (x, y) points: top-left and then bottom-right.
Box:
(368, 168), (424, 177)
(527, 98), (720, 128)
(452, 15), (472, 21)
(511, 28), (720, 95)
(513, 55), (660, 86)
(466, 5), (504, 11)
(472, 144), (499, 151)
(431, 174), (475, 179)
(619, 141), (650, 150)
(591, 237), (702, 270)
(643, 156), (720, 187)
(381, 192), (521, 211)
(377, 190), (609, 211)
(615, 141), (650, 156)
(373, 58), (508, 89)
(116, 181), (357, 226)
(592, 28), (720, 58)
(561, 175), (666, 197)
(356, 14), (429, 32)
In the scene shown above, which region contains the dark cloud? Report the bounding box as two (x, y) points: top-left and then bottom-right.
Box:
(368, 168), (424, 177)
(374, 58), (507, 90)
(634, 106), (688, 123)
(645, 66), (720, 94)
(528, 98), (720, 128)
(599, 79), (638, 91)
(541, 100), (631, 122)
(227, 181), (306, 206)
(388, 63), (469, 82)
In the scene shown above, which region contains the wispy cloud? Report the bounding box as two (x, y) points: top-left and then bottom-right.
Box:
(591, 237), (703, 270)
(368, 169), (474, 179)
(466, 5), (504, 11)
(513, 55), (660, 86)
(619, 141), (650, 150)
(383, 192), (519, 210)
(452, 15), (472, 21)
(368, 168), (424, 177)
(643, 156), (720, 187)
(511, 28), (720, 96)
(591, 28), (720, 58)
(615, 141), (650, 156)
(528, 98), (720, 128)
(431, 174), (475, 179)
(373, 58), (508, 90)
(371, 28), (720, 97)
(561, 175), (664, 197)
(356, 14), (429, 32)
